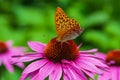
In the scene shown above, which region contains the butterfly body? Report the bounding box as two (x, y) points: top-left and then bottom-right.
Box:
(55, 7), (83, 42)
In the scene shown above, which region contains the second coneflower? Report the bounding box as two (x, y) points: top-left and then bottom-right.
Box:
(96, 50), (120, 80)
(0, 41), (26, 73)
(14, 7), (108, 80)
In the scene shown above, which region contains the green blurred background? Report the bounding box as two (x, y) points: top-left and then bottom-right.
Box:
(0, 0), (120, 80)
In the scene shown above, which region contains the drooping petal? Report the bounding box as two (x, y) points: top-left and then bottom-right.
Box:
(49, 63), (62, 80)
(28, 41), (46, 52)
(11, 47), (26, 55)
(3, 58), (14, 73)
(12, 53), (44, 63)
(31, 61), (55, 80)
(22, 59), (48, 74)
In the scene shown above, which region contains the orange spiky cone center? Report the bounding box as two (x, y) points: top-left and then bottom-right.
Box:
(44, 37), (79, 62)
(106, 50), (120, 66)
(0, 42), (8, 54)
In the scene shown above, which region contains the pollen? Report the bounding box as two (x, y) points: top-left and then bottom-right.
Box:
(44, 37), (79, 62)
(106, 50), (120, 66)
(0, 42), (8, 54)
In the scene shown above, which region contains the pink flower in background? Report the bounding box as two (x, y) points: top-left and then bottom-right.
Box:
(0, 41), (26, 73)
(14, 38), (108, 80)
(96, 50), (120, 80)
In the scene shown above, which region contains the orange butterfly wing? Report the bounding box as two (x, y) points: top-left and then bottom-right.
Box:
(55, 7), (83, 42)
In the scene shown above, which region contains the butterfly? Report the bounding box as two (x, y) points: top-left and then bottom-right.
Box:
(55, 7), (83, 42)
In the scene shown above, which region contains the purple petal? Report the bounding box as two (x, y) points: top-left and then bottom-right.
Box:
(28, 41), (46, 52)
(12, 53), (44, 63)
(22, 59), (48, 74)
(31, 61), (55, 80)
(49, 64), (62, 80)
(3, 58), (14, 73)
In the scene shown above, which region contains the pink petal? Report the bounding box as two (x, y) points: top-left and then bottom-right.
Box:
(30, 73), (43, 80)
(95, 53), (106, 60)
(61, 59), (71, 64)
(12, 53), (43, 63)
(119, 67), (120, 80)
(111, 66), (118, 80)
(69, 65), (87, 80)
(98, 71), (111, 80)
(80, 56), (108, 68)
(49, 64), (62, 80)
(62, 61), (84, 80)
(70, 61), (95, 79)
(6, 40), (13, 47)
(80, 49), (98, 53)
(62, 64), (72, 80)
(15, 63), (25, 68)
(82, 69), (95, 80)
(11, 47), (26, 55)
(31, 61), (55, 80)
(0, 59), (2, 66)
(77, 43), (82, 49)
(77, 59), (102, 74)
(80, 53), (97, 57)
(3, 58), (14, 73)
(70, 61), (88, 80)
(28, 41), (46, 52)
(22, 59), (48, 74)
(20, 73), (30, 80)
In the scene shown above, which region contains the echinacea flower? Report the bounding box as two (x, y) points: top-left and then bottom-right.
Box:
(14, 38), (108, 80)
(0, 41), (25, 73)
(96, 50), (120, 80)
